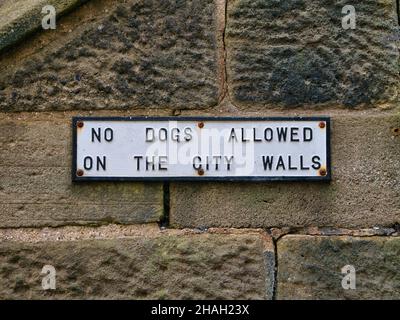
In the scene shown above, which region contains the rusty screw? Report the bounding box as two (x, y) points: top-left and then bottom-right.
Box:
(76, 169), (84, 177)
(198, 122), (204, 129)
(197, 168), (205, 176)
(77, 121), (84, 128)
(319, 168), (327, 176)
(319, 122), (326, 129)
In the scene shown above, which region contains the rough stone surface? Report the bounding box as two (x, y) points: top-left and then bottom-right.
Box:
(0, 0), (87, 52)
(0, 227), (274, 299)
(170, 113), (400, 229)
(0, 118), (70, 167)
(226, 0), (399, 108)
(0, 0), (220, 112)
(0, 0), (399, 301)
(277, 235), (400, 299)
(0, 115), (163, 227)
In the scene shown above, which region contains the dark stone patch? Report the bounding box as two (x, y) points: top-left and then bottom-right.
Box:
(226, 0), (399, 108)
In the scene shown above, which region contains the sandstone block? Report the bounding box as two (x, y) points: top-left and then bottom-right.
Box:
(0, 0), (87, 52)
(0, 115), (163, 227)
(170, 113), (400, 229)
(0, 226), (274, 299)
(226, 0), (399, 108)
(0, 0), (221, 112)
(277, 235), (400, 299)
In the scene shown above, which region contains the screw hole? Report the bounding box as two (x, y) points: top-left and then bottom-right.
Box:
(76, 169), (84, 177)
(319, 168), (327, 176)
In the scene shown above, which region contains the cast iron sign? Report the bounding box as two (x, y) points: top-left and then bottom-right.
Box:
(72, 117), (331, 181)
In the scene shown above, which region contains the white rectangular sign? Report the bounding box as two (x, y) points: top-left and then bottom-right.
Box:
(73, 117), (330, 181)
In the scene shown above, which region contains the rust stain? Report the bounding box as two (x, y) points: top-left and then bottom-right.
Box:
(318, 167), (327, 176)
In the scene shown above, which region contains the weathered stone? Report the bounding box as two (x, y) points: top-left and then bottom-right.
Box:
(277, 235), (400, 299)
(0, 115), (163, 227)
(0, 0), (221, 112)
(0, 169), (163, 227)
(0, 0), (87, 52)
(170, 113), (400, 229)
(226, 0), (399, 108)
(0, 225), (274, 299)
(0, 118), (70, 167)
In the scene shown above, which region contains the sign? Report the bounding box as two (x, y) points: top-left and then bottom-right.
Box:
(72, 117), (331, 181)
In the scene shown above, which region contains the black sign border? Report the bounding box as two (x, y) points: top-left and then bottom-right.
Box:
(72, 116), (331, 182)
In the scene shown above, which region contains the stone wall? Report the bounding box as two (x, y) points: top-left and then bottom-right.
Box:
(0, 0), (399, 299)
